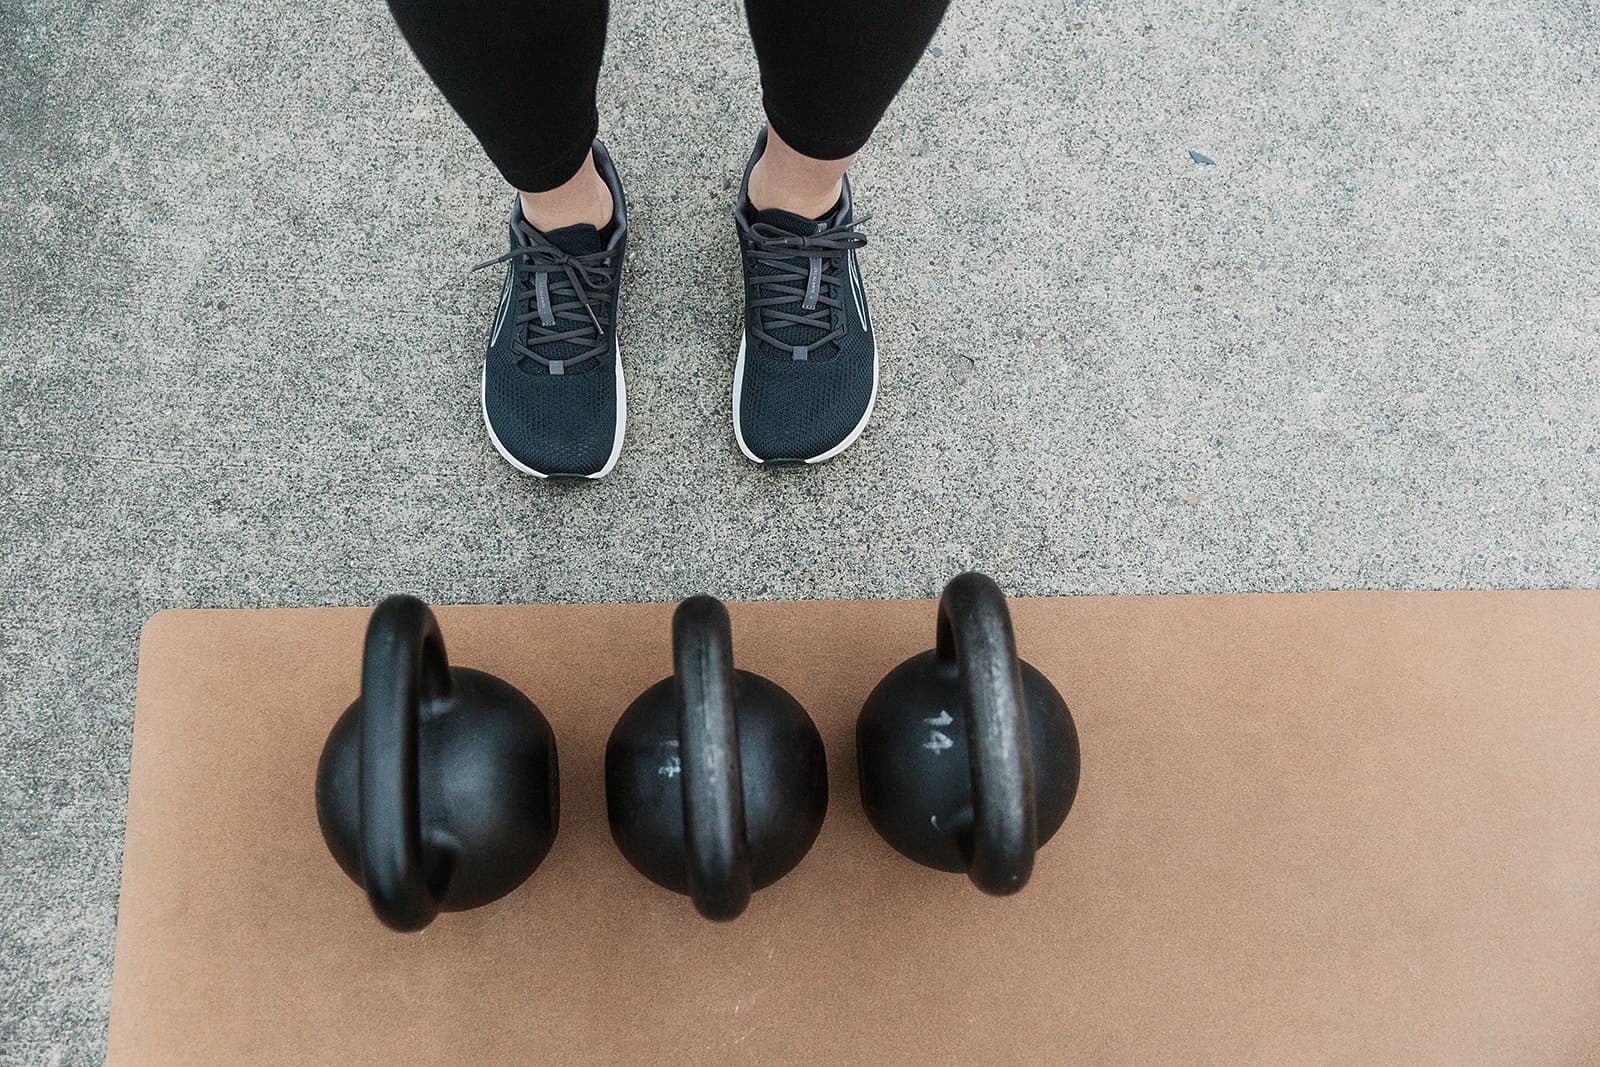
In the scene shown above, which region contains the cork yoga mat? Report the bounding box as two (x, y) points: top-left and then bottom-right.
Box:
(108, 591), (1600, 1064)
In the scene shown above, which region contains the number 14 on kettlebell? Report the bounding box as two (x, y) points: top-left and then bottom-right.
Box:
(856, 572), (1081, 895)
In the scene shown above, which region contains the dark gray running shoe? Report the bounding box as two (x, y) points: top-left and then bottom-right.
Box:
(733, 128), (877, 466)
(476, 140), (627, 479)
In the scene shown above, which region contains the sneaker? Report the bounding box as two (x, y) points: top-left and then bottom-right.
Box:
(732, 128), (877, 466)
(476, 140), (627, 479)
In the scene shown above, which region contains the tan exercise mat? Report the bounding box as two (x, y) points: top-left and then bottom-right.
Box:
(109, 591), (1600, 1064)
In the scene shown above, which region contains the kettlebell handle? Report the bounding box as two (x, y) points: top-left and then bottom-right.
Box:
(359, 595), (452, 931)
(934, 572), (1037, 894)
(672, 596), (753, 920)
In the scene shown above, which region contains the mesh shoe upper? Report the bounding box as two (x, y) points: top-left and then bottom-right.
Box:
(737, 329), (875, 461)
(482, 345), (619, 477)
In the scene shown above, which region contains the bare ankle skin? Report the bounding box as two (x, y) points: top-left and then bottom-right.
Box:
(746, 126), (856, 219)
(517, 152), (614, 232)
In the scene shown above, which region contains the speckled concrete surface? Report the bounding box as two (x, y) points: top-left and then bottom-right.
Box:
(2, 0), (1598, 1059)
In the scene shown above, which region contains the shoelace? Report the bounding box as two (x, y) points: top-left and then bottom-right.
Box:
(473, 229), (616, 373)
(740, 214), (869, 360)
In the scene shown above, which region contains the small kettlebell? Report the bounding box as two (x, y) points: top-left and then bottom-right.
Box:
(605, 596), (828, 921)
(856, 572), (1079, 895)
(315, 595), (559, 931)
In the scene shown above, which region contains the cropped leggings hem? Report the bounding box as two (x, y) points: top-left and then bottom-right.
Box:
(761, 99), (874, 163)
(386, 0), (951, 192)
(501, 116), (600, 194)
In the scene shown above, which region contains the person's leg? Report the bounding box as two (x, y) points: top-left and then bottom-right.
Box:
(730, 0), (950, 466)
(743, 0), (950, 216)
(386, 0), (628, 479)
(745, 126), (855, 222)
(386, 0), (613, 229)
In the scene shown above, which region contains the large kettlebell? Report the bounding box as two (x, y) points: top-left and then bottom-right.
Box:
(605, 596), (828, 920)
(856, 572), (1079, 895)
(315, 595), (559, 931)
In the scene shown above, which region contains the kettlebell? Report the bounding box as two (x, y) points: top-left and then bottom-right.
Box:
(315, 595), (559, 931)
(856, 572), (1079, 895)
(605, 595), (828, 921)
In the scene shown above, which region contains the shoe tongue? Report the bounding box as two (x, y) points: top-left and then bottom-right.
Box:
(748, 204), (846, 356)
(539, 223), (605, 256)
(511, 222), (607, 371)
(752, 206), (830, 236)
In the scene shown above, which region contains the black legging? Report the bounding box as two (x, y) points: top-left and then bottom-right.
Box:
(386, 0), (951, 192)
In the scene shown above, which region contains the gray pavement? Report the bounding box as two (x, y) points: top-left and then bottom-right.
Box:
(3, 0), (1598, 1059)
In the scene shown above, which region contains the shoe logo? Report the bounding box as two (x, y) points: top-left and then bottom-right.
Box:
(847, 250), (871, 332)
(489, 270), (513, 347)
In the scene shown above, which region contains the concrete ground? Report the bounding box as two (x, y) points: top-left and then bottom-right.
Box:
(2, 0), (1597, 1059)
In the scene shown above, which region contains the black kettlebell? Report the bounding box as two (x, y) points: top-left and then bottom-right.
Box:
(856, 572), (1079, 895)
(315, 595), (559, 931)
(605, 596), (827, 921)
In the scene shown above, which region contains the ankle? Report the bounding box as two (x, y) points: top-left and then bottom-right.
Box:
(746, 127), (853, 219)
(747, 159), (842, 219)
(518, 154), (614, 232)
